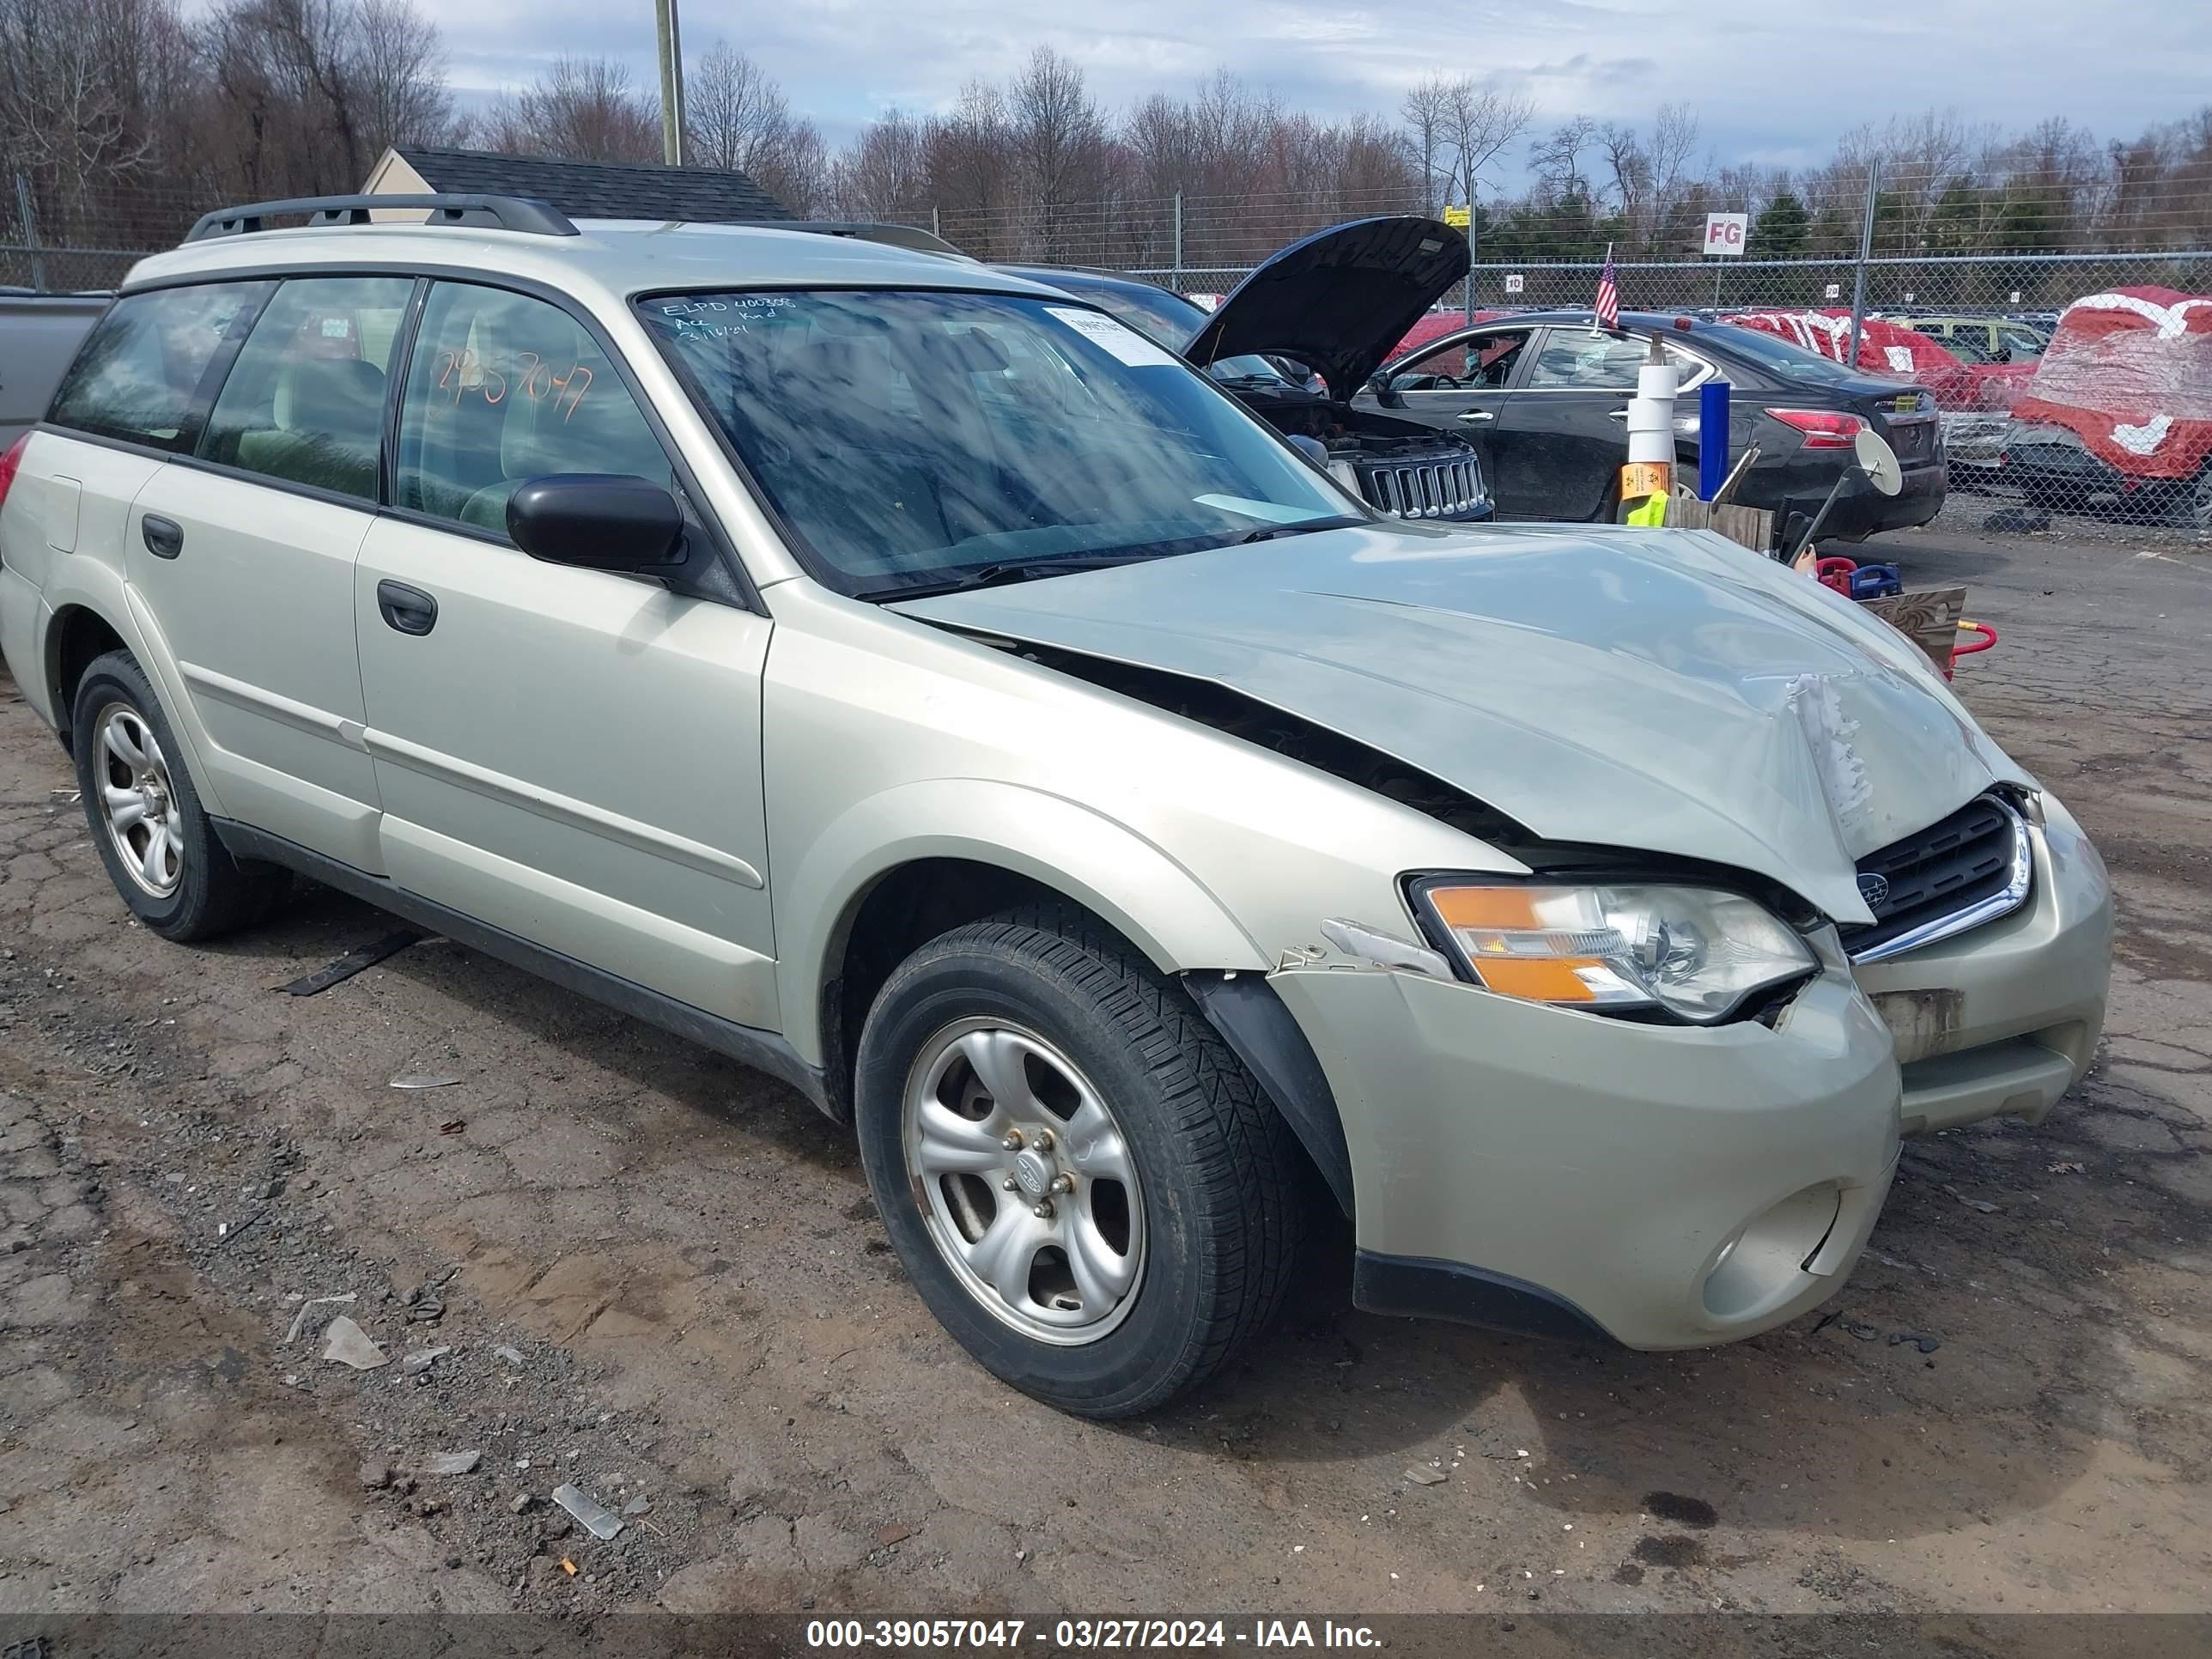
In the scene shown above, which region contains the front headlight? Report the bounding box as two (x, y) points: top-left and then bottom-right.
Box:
(1411, 878), (1816, 1024)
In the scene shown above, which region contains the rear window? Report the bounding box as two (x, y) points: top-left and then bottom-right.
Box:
(47, 283), (268, 450)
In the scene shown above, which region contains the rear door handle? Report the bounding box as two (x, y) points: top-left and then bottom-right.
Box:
(1607, 408), (1630, 421)
(1457, 410), (1495, 423)
(141, 514), (184, 559)
(376, 580), (438, 636)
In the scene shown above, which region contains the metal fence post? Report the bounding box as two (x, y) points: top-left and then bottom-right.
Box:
(932, 205), (940, 240)
(1172, 191), (1182, 291)
(1846, 159), (1881, 368)
(1464, 196), (1476, 325)
(12, 173), (46, 294)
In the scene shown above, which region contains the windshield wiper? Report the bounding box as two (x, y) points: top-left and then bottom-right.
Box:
(1235, 515), (1367, 544)
(857, 556), (1149, 603)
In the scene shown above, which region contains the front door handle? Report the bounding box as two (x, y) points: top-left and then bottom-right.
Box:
(1457, 409), (1495, 423)
(141, 514), (184, 559)
(376, 580), (438, 636)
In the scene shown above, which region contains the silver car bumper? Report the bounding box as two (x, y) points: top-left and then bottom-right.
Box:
(1269, 793), (2112, 1351)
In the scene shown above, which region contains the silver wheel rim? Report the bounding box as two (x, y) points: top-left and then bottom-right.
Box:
(94, 702), (185, 899)
(902, 1018), (1146, 1346)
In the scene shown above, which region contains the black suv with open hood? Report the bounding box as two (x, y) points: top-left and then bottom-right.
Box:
(995, 216), (1491, 522)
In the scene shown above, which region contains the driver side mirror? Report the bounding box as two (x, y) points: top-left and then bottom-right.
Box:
(507, 474), (688, 572)
(1365, 370), (1402, 407)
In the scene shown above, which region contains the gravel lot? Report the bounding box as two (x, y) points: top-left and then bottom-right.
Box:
(0, 525), (2208, 1620)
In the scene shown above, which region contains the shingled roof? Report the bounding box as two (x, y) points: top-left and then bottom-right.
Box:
(386, 147), (790, 224)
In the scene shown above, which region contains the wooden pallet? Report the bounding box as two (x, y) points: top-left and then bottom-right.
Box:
(1858, 585), (1967, 675)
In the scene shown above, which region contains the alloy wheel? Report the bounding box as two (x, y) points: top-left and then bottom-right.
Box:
(94, 703), (185, 898)
(902, 1018), (1146, 1345)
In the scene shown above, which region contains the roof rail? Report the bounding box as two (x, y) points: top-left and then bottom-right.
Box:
(184, 193), (579, 244)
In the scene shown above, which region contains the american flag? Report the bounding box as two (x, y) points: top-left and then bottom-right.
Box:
(1593, 244), (1620, 331)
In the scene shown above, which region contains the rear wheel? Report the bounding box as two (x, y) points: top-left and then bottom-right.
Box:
(71, 651), (289, 941)
(854, 908), (1309, 1417)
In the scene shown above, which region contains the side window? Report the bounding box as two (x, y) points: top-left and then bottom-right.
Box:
(198, 276), (414, 501)
(1394, 340), (1475, 388)
(47, 283), (266, 451)
(1524, 331), (1650, 390)
(397, 283), (672, 536)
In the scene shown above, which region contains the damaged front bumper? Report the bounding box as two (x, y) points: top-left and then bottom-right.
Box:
(1268, 791), (2111, 1351)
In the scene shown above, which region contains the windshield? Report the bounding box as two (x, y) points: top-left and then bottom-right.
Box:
(638, 288), (1355, 596)
(1022, 270), (1291, 386)
(1705, 323), (1880, 386)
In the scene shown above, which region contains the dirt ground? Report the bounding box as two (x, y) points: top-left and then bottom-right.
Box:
(1, 524), (2209, 1620)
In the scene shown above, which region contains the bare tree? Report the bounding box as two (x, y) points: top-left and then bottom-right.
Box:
(684, 40), (787, 173)
(1401, 76), (1452, 215)
(483, 55), (659, 163)
(0, 0), (181, 233)
(353, 0), (450, 155)
(1006, 46), (1109, 260)
(1528, 115), (1598, 200)
(831, 106), (929, 221)
(1436, 78), (1534, 218)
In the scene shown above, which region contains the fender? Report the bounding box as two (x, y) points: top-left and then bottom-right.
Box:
(776, 777), (1268, 1068)
(40, 561), (235, 820)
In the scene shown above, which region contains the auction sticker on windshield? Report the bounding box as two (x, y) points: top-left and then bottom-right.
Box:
(1045, 305), (1181, 368)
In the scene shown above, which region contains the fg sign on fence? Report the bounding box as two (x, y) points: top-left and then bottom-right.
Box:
(1703, 213), (1749, 256)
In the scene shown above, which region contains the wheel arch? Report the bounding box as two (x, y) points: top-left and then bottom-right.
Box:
(44, 602), (131, 752)
(784, 781), (1267, 1108)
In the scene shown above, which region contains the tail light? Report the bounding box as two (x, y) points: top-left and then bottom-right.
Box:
(0, 434), (27, 515)
(1767, 409), (1867, 449)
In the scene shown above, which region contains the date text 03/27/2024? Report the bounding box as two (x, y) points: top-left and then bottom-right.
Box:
(804, 1619), (1384, 1650)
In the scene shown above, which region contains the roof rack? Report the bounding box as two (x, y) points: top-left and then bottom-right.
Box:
(184, 193), (579, 244)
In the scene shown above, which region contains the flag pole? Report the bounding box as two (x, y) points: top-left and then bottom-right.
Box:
(1590, 243), (1612, 337)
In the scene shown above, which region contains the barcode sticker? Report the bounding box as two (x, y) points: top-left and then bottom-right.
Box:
(1045, 306), (1179, 368)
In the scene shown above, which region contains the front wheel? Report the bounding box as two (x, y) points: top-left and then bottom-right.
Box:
(854, 909), (1309, 1417)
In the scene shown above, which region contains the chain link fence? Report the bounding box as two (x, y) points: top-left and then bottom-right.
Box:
(9, 167), (2209, 542)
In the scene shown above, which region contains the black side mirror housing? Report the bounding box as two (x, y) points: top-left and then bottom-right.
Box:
(1366, 371), (1401, 407)
(507, 474), (687, 571)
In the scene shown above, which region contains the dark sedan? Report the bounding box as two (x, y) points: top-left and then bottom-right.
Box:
(1358, 310), (1948, 539)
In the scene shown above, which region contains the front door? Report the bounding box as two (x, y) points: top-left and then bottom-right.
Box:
(1371, 327), (1535, 494)
(351, 279), (780, 1032)
(125, 274), (414, 866)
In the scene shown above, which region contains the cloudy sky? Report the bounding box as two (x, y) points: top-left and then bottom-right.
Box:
(432, 0), (2211, 179)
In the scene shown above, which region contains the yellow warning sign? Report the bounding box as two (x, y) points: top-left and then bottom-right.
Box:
(1620, 461), (1670, 501)
(1442, 205), (1471, 229)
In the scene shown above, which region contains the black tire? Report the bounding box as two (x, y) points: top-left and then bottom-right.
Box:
(854, 908), (1309, 1418)
(70, 650), (289, 942)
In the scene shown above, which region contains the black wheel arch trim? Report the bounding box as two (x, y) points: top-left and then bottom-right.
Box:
(1183, 970), (1353, 1218)
(1352, 1249), (1616, 1345)
(208, 818), (834, 1120)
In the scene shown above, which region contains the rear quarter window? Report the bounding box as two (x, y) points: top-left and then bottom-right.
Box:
(46, 283), (269, 451)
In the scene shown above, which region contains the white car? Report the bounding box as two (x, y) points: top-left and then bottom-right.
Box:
(0, 194), (2112, 1416)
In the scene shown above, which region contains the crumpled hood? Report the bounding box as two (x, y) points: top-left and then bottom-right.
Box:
(891, 523), (2031, 925)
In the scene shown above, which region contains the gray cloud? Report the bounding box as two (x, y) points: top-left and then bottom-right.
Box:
(427, 0), (2211, 173)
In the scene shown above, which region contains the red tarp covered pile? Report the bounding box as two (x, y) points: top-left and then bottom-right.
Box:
(2008, 287), (2212, 482)
(1721, 309), (2027, 412)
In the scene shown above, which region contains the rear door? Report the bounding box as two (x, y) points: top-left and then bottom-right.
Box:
(352, 279), (779, 1031)
(124, 274), (415, 867)
(1371, 325), (1536, 486)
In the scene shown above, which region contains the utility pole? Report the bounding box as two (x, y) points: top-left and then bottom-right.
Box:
(654, 0), (685, 166)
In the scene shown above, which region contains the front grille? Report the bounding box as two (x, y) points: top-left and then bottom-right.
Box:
(1359, 457), (1485, 520)
(1842, 794), (2028, 959)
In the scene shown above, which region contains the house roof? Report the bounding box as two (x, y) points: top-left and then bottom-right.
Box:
(389, 147), (790, 224)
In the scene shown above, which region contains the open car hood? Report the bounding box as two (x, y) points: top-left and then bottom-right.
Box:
(1181, 216), (1470, 397)
(892, 524), (2032, 925)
